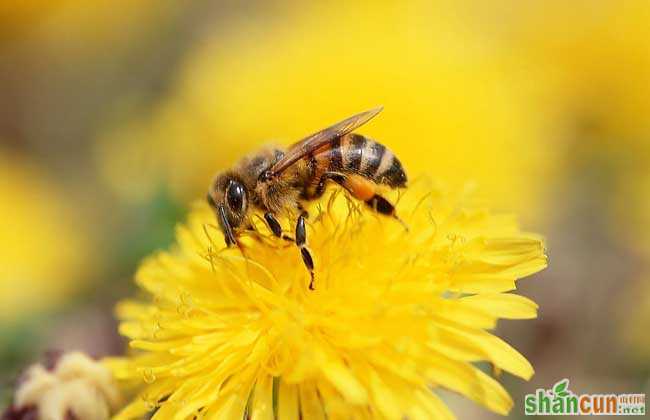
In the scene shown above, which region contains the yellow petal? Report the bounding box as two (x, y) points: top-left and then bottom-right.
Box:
(113, 399), (150, 420)
(278, 382), (299, 420)
(368, 370), (401, 419)
(251, 375), (274, 420)
(203, 393), (246, 420)
(426, 352), (513, 415)
(460, 293), (538, 320)
(436, 322), (534, 379)
(322, 359), (368, 405)
(299, 382), (326, 420)
(416, 390), (456, 420)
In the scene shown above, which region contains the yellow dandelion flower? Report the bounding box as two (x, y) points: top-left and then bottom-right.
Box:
(108, 181), (547, 419)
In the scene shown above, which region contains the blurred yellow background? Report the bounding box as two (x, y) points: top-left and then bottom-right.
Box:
(1, 1), (648, 417)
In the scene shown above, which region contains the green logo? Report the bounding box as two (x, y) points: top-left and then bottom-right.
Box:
(524, 379), (646, 416)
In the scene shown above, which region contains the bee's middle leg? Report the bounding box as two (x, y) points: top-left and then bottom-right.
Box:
(295, 211), (315, 290)
(264, 212), (294, 242)
(310, 173), (347, 199)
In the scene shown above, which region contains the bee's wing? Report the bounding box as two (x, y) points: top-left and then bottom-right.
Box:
(267, 107), (383, 176)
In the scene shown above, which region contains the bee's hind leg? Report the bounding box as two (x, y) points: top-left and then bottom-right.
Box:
(295, 211), (315, 290)
(365, 194), (394, 216)
(327, 173), (409, 231)
(365, 194), (409, 231)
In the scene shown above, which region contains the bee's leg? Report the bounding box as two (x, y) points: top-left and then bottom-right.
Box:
(329, 173), (409, 231)
(295, 211), (315, 290)
(364, 194), (394, 216)
(264, 212), (294, 242)
(312, 176), (328, 198)
(309, 173), (347, 199)
(365, 194), (409, 231)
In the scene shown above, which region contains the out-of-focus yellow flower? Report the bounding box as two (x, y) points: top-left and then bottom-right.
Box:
(478, 0), (650, 250)
(97, 1), (553, 222)
(108, 181), (547, 419)
(0, 149), (88, 324)
(492, 0), (650, 136)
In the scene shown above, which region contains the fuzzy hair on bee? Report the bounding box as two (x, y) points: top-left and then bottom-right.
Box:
(207, 107), (407, 289)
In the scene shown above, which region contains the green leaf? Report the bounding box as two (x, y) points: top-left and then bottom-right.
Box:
(553, 379), (569, 396)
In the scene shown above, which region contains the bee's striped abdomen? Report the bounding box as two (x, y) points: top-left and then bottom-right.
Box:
(303, 133), (407, 199)
(341, 134), (407, 188)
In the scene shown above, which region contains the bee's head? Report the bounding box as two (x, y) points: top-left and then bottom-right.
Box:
(207, 174), (249, 247)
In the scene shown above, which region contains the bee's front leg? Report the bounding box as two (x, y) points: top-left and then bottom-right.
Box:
(295, 211), (315, 290)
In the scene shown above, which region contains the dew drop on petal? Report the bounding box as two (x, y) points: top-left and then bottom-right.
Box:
(141, 393), (158, 411)
(180, 291), (193, 305)
(142, 368), (157, 384)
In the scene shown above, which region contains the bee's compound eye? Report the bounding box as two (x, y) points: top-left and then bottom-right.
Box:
(226, 181), (246, 213)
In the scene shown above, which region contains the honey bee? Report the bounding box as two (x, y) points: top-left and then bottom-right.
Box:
(207, 107), (407, 289)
